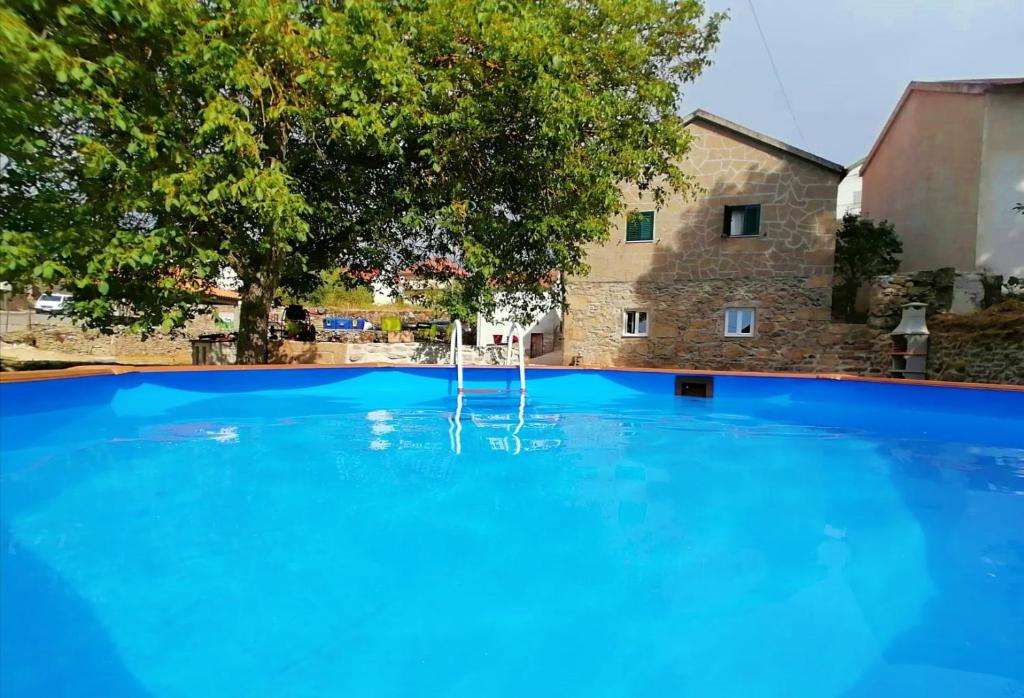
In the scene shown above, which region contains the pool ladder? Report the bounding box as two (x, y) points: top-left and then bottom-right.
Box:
(447, 319), (527, 455)
(448, 319), (526, 395)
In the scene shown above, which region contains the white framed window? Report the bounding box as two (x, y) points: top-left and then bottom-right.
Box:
(724, 308), (755, 337)
(622, 310), (649, 337)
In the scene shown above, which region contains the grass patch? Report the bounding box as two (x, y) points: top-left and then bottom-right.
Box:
(929, 300), (1024, 337)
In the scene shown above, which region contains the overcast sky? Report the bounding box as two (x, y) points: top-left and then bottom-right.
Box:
(681, 0), (1024, 166)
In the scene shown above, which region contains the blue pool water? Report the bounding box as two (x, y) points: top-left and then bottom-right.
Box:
(1, 367), (1023, 697)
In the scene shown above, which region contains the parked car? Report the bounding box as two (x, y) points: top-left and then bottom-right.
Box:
(33, 293), (72, 314)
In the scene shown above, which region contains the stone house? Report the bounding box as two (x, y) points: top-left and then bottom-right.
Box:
(860, 78), (1024, 280)
(563, 110), (845, 370)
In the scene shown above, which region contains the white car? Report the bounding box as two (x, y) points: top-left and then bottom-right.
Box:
(34, 293), (72, 314)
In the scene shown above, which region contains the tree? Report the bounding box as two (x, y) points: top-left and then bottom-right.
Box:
(1, 0), (722, 362)
(832, 213), (902, 321)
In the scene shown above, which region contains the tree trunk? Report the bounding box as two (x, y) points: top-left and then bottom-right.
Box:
(235, 265), (279, 365)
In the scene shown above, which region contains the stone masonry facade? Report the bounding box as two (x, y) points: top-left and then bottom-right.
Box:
(564, 113), (845, 372)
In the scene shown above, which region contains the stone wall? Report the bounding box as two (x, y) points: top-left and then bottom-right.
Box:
(268, 340), (507, 366)
(564, 115), (844, 375)
(308, 308), (437, 328)
(1, 317), (220, 364)
(868, 268), (1003, 330)
(564, 278), (890, 374)
(582, 119), (840, 286)
(926, 301), (1024, 385)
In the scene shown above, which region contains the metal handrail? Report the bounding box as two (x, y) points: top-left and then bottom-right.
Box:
(449, 318), (464, 392)
(504, 322), (527, 393)
(447, 320), (527, 455)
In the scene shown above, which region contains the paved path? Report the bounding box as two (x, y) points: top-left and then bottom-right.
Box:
(0, 311), (72, 333)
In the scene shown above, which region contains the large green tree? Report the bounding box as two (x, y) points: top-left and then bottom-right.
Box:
(1, 0), (722, 362)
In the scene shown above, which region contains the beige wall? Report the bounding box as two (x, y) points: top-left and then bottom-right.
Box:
(564, 119), (841, 369)
(580, 120), (837, 284)
(977, 87), (1024, 279)
(861, 90), (985, 273)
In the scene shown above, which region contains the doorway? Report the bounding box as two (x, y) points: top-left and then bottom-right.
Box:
(529, 332), (544, 358)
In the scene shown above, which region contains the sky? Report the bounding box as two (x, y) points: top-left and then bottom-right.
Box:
(681, 0), (1024, 166)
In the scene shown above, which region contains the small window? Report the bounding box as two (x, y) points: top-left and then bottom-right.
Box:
(626, 211), (655, 242)
(724, 308), (755, 337)
(723, 204), (761, 237)
(622, 310), (649, 337)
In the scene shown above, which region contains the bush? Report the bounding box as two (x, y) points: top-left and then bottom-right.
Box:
(380, 316), (402, 332)
(833, 213), (902, 321)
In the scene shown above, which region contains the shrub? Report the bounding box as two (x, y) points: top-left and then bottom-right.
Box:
(833, 213), (902, 321)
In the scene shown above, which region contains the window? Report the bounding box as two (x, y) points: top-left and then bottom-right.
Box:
(626, 211), (655, 242)
(723, 204), (761, 237)
(724, 308), (755, 337)
(622, 310), (649, 337)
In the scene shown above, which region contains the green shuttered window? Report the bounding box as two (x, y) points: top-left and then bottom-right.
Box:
(723, 204), (761, 237)
(626, 211), (655, 242)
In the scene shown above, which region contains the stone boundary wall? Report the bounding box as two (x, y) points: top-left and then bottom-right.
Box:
(868, 268), (1002, 330)
(929, 334), (1024, 385)
(1, 317), (220, 364)
(306, 308), (437, 327)
(5, 293), (1019, 386)
(925, 301), (1024, 385)
(270, 341), (507, 366)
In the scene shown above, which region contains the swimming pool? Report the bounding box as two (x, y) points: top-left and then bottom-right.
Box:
(1, 366), (1022, 697)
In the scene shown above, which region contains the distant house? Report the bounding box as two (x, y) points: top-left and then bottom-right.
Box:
(196, 285), (241, 327)
(563, 110), (844, 370)
(364, 260), (562, 356)
(836, 158), (863, 217)
(366, 259), (468, 305)
(474, 288), (562, 359)
(860, 78), (1024, 279)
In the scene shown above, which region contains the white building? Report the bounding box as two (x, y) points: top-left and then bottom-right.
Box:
(836, 158), (863, 218)
(475, 292), (562, 359)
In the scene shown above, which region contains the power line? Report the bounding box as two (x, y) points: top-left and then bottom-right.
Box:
(745, 0), (807, 147)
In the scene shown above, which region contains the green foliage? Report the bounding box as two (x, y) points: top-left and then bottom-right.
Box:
(285, 269), (377, 308)
(380, 315), (402, 332)
(212, 309), (235, 329)
(833, 213), (902, 321)
(0, 0), (722, 361)
(315, 285), (376, 309)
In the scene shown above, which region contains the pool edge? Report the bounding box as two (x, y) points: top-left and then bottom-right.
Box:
(2, 362), (1021, 392)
